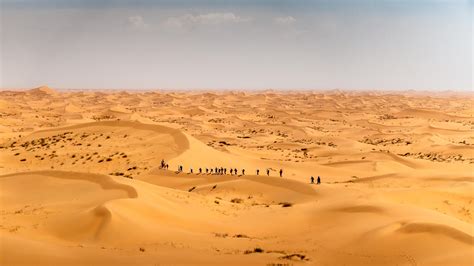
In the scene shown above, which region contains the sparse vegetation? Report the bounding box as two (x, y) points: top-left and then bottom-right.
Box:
(231, 198), (243, 204)
(244, 247), (264, 254)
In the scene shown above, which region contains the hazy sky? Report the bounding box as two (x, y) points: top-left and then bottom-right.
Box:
(1, 0), (472, 90)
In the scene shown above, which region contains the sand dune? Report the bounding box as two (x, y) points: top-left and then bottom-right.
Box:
(1, 88), (473, 265)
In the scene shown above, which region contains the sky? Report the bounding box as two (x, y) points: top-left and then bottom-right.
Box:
(0, 0), (472, 90)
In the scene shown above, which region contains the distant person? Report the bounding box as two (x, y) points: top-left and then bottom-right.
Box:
(210, 169), (213, 174)
(165, 164), (169, 169)
(190, 168), (193, 174)
(279, 169), (283, 177)
(234, 168), (238, 175)
(266, 169), (270, 176)
(256, 169), (259, 175)
(242, 169), (245, 175)
(199, 168), (202, 174)
(206, 168), (208, 174)
(161, 159), (165, 168)
(230, 168), (233, 175)
(311, 176), (314, 184)
(224, 168), (227, 175)
(317, 176), (321, 184)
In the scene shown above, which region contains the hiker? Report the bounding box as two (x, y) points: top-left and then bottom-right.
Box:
(317, 176), (321, 184)
(199, 168), (202, 174)
(256, 169), (259, 175)
(224, 168), (227, 175)
(266, 169), (270, 176)
(161, 159), (165, 168)
(242, 169), (245, 175)
(311, 176), (314, 184)
(230, 168), (233, 175)
(206, 168), (208, 174)
(215, 167), (218, 174)
(220, 167), (224, 174)
(279, 169), (283, 177)
(190, 168), (193, 174)
(234, 168), (238, 175)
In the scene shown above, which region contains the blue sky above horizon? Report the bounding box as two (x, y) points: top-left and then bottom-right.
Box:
(1, 0), (472, 90)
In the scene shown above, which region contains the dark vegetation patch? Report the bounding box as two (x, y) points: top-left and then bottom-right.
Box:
(244, 247), (264, 254)
(279, 202), (293, 208)
(279, 253), (308, 261)
(231, 198), (243, 204)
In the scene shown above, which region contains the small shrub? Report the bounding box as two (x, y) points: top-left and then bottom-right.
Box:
(254, 247), (264, 253)
(231, 198), (243, 204)
(233, 234), (249, 238)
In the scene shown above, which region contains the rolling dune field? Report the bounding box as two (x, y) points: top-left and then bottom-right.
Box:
(1, 87), (473, 265)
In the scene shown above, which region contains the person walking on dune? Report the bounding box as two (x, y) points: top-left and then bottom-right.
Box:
(230, 168), (233, 175)
(234, 168), (238, 175)
(224, 168), (227, 175)
(242, 169), (245, 175)
(279, 169), (283, 177)
(266, 169), (270, 176)
(199, 168), (202, 174)
(256, 169), (259, 175)
(190, 168), (193, 174)
(311, 176), (314, 184)
(317, 176), (321, 184)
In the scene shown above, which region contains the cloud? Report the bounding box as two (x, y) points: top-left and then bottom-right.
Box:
(128, 15), (149, 29)
(164, 12), (251, 29)
(274, 16), (296, 25)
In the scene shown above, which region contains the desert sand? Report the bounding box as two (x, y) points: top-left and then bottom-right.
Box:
(1, 86), (473, 265)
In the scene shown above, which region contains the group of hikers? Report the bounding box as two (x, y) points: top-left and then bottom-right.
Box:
(174, 164), (284, 177)
(161, 160), (321, 184)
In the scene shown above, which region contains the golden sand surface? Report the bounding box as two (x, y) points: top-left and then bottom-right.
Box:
(1, 86), (473, 265)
